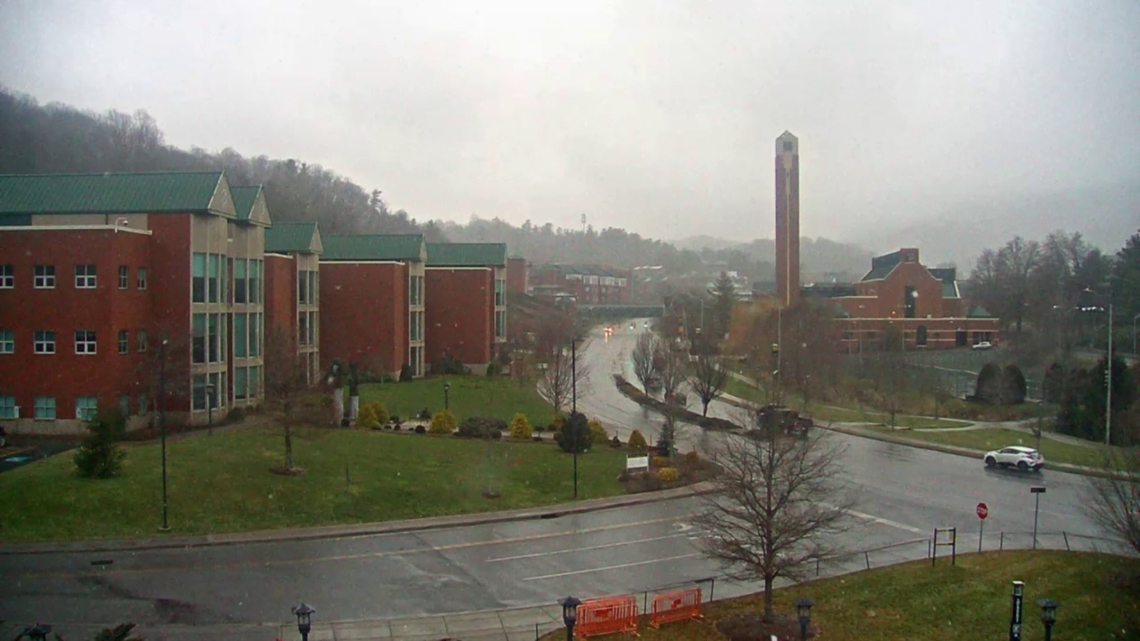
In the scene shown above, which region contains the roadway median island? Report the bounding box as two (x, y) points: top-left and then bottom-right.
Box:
(613, 375), (741, 432)
(539, 550), (1139, 641)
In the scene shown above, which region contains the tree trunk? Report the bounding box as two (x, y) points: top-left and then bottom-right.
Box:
(763, 576), (774, 622)
(702, 401), (709, 417)
(285, 422), (294, 470)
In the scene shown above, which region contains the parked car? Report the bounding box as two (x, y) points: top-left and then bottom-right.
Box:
(972, 341), (993, 350)
(984, 445), (1044, 472)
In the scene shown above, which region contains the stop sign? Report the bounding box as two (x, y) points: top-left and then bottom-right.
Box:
(976, 502), (989, 520)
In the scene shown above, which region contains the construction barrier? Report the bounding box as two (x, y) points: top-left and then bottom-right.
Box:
(574, 595), (639, 638)
(649, 587), (703, 628)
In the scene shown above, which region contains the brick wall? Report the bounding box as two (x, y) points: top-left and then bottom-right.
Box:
(319, 262), (407, 377)
(264, 254), (297, 346)
(426, 268), (493, 371)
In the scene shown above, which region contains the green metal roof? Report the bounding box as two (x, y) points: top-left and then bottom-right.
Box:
(426, 242), (507, 267)
(230, 185), (259, 221)
(321, 234), (424, 261)
(0, 172), (233, 216)
(968, 305), (995, 318)
(266, 222), (321, 254)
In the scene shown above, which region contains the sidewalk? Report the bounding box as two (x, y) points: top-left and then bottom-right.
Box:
(0, 481), (718, 556)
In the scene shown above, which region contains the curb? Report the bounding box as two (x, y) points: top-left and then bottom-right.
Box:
(0, 481), (719, 556)
(820, 424), (1124, 480)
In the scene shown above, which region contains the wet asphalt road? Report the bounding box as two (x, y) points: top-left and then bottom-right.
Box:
(0, 323), (1108, 628)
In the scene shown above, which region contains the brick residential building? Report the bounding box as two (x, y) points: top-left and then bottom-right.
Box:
(319, 234), (426, 379)
(506, 256), (528, 295)
(0, 171), (269, 433)
(529, 264), (632, 305)
(826, 248), (1000, 351)
(424, 243), (507, 374)
(264, 221), (324, 384)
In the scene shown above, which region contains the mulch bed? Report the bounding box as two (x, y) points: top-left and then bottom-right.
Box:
(717, 612), (816, 641)
(619, 453), (719, 493)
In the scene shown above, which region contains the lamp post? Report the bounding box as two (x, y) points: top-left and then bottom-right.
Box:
(22, 624), (51, 641)
(159, 338), (170, 532)
(1037, 598), (1059, 641)
(795, 597), (814, 641)
(206, 382), (216, 432)
(292, 602), (315, 641)
(1030, 486), (1046, 549)
(571, 336), (578, 499)
(559, 595), (582, 641)
(1082, 289), (1114, 445)
(443, 381), (451, 411)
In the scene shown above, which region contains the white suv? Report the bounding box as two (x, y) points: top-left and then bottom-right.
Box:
(984, 445), (1044, 472)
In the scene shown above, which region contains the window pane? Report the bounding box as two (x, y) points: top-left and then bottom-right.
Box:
(137, 267), (148, 290)
(235, 367), (248, 400)
(192, 374), (207, 410)
(234, 313), (247, 357)
(192, 314), (206, 363)
(192, 254), (206, 302)
(234, 259), (247, 303)
(208, 254), (219, 303)
(119, 266), (129, 289)
(208, 314), (218, 362)
(0, 329), (13, 353)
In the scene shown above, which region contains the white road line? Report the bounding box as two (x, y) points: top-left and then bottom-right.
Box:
(849, 509), (926, 535)
(487, 534), (689, 563)
(522, 553), (702, 581)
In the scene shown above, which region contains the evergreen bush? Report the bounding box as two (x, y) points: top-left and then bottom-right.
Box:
(429, 409), (456, 434)
(628, 429), (648, 454)
(587, 418), (608, 444)
(555, 412), (593, 454)
(508, 413), (532, 439)
(74, 408), (127, 479)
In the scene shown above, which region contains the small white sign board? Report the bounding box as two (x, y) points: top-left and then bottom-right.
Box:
(626, 456), (649, 471)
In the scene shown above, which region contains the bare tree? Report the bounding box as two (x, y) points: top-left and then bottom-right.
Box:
(689, 354), (728, 417)
(659, 345), (689, 405)
(631, 330), (662, 394)
(1085, 449), (1140, 555)
(694, 424), (854, 622)
(534, 321), (591, 416)
(264, 328), (309, 472)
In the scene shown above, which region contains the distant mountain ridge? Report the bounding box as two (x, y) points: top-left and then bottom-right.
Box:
(670, 235), (874, 280)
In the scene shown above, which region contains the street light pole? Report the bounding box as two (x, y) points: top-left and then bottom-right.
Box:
(571, 336), (578, 499)
(1105, 302), (1113, 446)
(159, 339), (170, 532)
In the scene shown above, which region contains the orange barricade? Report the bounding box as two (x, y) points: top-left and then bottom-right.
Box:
(574, 595), (640, 638)
(649, 587), (703, 628)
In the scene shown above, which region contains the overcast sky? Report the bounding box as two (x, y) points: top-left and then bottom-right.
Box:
(2, 0), (1138, 247)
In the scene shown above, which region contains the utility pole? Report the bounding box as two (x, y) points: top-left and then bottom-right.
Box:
(159, 339), (170, 532)
(1105, 303), (1113, 446)
(571, 336), (578, 499)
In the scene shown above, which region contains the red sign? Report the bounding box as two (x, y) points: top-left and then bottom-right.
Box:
(976, 502), (989, 520)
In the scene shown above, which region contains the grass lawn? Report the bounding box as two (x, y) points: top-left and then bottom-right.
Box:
(357, 375), (556, 424)
(722, 377), (971, 429)
(868, 426), (1115, 468)
(543, 551), (1139, 640)
(0, 424), (626, 543)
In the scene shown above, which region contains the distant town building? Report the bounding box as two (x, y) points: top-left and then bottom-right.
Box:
(529, 264), (632, 305)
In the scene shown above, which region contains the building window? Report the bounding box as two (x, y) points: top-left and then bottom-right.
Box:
(119, 395), (130, 417)
(235, 367), (248, 401)
(309, 271), (318, 305)
(76, 396), (98, 420)
(75, 330), (97, 354)
(234, 313), (247, 357)
(192, 374), (207, 411)
(208, 254), (219, 303)
(0, 264), (13, 288)
(234, 259), (247, 304)
(0, 329), (12, 354)
(308, 311), (317, 346)
(138, 393), (148, 414)
(34, 396), (56, 420)
(192, 253), (206, 302)
(207, 314), (219, 363)
(409, 274), (423, 306)
(137, 267), (148, 290)
(248, 366), (260, 398)
(249, 260), (261, 304)
(409, 311), (422, 342)
(118, 265), (129, 289)
(34, 265), (55, 289)
(904, 286), (917, 319)
(916, 325), (928, 347)
(192, 314), (206, 363)
(75, 264), (97, 288)
(0, 395), (15, 419)
(495, 278), (505, 306)
(249, 313), (260, 357)
(298, 269), (308, 305)
(495, 310), (506, 340)
(34, 330), (56, 354)
(299, 313), (309, 346)
(783, 141), (793, 152)
(138, 329), (147, 352)
(118, 330), (129, 354)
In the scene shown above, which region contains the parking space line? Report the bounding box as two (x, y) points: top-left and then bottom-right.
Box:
(849, 510), (926, 534)
(487, 533), (689, 562)
(522, 553), (702, 581)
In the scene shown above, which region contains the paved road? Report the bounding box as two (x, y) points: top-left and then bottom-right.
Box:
(0, 321), (1112, 632)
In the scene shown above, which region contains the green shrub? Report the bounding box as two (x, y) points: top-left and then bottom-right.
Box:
(371, 402), (389, 426)
(74, 409), (127, 479)
(685, 450), (700, 464)
(555, 412), (593, 453)
(435, 354), (468, 375)
(509, 413), (532, 439)
(656, 467), (680, 482)
(486, 361), (501, 376)
(628, 429), (648, 454)
(551, 414), (566, 433)
(651, 455), (670, 469)
(226, 407), (245, 423)
(429, 409), (456, 434)
(458, 416), (507, 439)
(357, 403), (380, 429)
(588, 418), (608, 444)
(400, 363), (415, 382)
